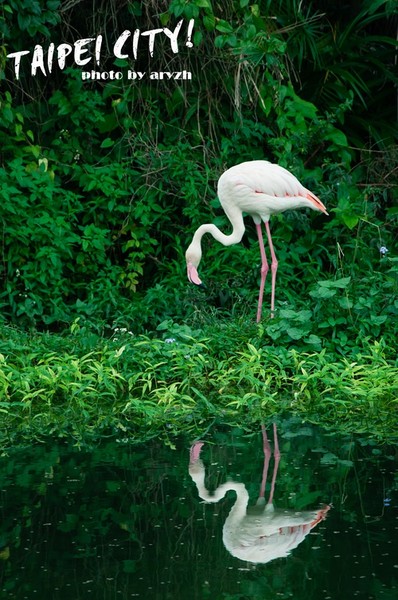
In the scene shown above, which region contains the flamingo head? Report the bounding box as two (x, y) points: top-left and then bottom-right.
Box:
(185, 244), (203, 286)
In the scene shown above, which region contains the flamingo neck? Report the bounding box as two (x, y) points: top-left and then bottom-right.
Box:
(193, 218), (245, 248)
(189, 463), (249, 506)
(196, 480), (250, 517)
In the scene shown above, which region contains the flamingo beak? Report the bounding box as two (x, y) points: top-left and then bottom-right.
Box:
(315, 203), (328, 216)
(190, 441), (204, 463)
(306, 192), (328, 216)
(187, 262), (203, 286)
(320, 202), (329, 216)
(316, 201), (328, 216)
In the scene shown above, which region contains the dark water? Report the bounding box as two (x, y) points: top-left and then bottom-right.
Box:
(0, 419), (397, 599)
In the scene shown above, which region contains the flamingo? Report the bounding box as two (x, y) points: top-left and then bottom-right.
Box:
(189, 425), (330, 564)
(185, 160), (328, 321)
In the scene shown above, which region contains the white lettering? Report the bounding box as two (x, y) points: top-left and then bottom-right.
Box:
(6, 20), (195, 79)
(163, 20), (183, 54)
(141, 28), (163, 57)
(74, 38), (95, 66)
(6, 50), (30, 79)
(113, 31), (131, 59)
(57, 44), (73, 70)
(31, 45), (46, 76)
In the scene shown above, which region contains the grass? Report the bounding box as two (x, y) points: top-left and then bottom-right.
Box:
(0, 318), (397, 450)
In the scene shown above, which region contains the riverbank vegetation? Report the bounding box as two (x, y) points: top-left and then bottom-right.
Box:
(1, 0), (397, 447)
(1, 318), (397, 449)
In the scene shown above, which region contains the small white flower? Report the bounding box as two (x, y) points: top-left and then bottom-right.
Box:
(165, 337), (176, 344)
(113, 328), (133, 336)
(379, 246), (389, 255)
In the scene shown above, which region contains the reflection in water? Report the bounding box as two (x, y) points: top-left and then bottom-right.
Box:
(0, 422), (396, 599)
(189, 424), (330, 563)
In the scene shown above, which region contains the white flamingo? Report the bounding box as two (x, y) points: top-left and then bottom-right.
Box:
(185, 160), (328, 320)
(189, 425), (330, 564)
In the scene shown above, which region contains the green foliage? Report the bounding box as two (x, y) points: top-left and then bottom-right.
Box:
(0, 323), (397, 448)
(0, 0), (397, 468)
(0, 154), (139, 326)
(239, 0), (398, 147)
(1, 0), (397, 331)
(0, 0), (61, 42)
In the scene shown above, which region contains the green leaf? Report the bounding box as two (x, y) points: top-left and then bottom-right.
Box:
(215, 19), (233, 33)
(309, 288), (336, 299)
(113, 58), (129, 67)
(342, 213), (359, 229)
(295, 310), (313, 323)
(159, 12), (170, 26)
(17, 13), (31, 30)
(291, 98), (318, 120)
(193, 30), (203, 45)
(214, 36), (226, 49)
(324, 129), (349, 146)
(338, 297), (353, 309)
(317, 277), (351, 289)
(387, 207), (398, 216)
(286, 327), (305, 340)
(47, 0), (61, 10)
(203, 15), (215, 30)
(305, 334), (322, 346)
(225, 34), (237, 47)
(370, 315), (387, 325)
(100, 138), (114, 149)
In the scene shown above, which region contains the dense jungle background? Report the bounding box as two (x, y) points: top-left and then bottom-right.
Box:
(1, 0), (397, 332)
(0, 1), (397, 443)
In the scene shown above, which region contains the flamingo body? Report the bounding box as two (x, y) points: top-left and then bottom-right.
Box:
(185, 160), (328, 320)
(189, 426), (330, 564)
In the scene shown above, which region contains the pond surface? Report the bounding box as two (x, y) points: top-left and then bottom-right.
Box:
(0, 419), (397, 599)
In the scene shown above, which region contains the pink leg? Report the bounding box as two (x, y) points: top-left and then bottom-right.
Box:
(267, 423), (280, 505)
(259, 424), (281, 505)
(259, 424), (271, 499)
(265, 222), (278, 317)
(255, 223), (269, 323)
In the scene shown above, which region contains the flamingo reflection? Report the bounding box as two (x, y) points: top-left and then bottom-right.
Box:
(189, 424), (330, 564)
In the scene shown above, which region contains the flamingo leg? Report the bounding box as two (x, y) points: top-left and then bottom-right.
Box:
(255, 223), (269, 323)
(259, 424), (272, 499)
(265, 221), (278, 317)
(267, 423), (281, 506)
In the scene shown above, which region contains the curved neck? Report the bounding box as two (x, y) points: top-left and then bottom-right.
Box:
(193, 217), (245, 248)
(189, 461), (249, 506)
(199, 481), (249, 504)
(185, 208), (246, 272)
